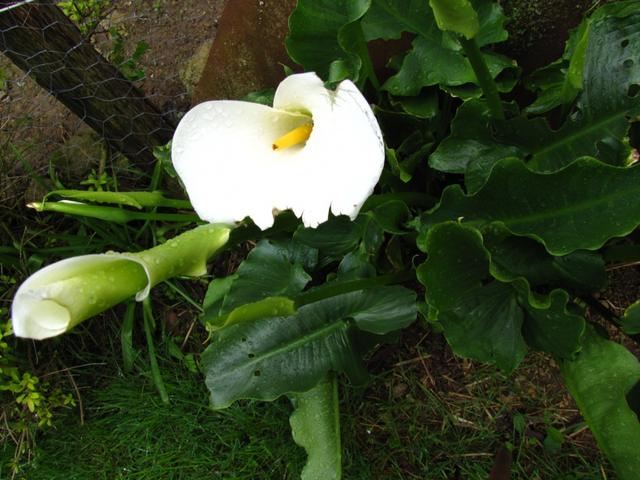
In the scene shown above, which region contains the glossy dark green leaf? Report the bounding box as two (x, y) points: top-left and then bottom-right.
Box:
(417, 222), (526, 371)
(561, 327), (640, 480)
(207, 297), (296, 332)
(486, 234), (606, 294)
(524, 21), (586, 115)
(286, 0), (371, 82)
(370, 200), (411, 234)
(294, 216), (364, 259)
(202, 286), (416, 407)
(337, 251), (377, 281)
(527, 0), (640, 115)
(361, 0), (433, 40)
(384, 37), (515, 97)
(290, 375), (341, 480)
(420, 158), (640, 256)
(428, 99), (519, 177)
(201, 240), (316, 325)
(395, 90), (439, 119)
(418, 223), (585, 370)
(519, 287), (585, 361)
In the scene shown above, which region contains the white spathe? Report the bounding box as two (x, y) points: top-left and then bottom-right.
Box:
(11, 254), (149, 340)
(171, 72), (385, 230)
(11, 224), (230, 340)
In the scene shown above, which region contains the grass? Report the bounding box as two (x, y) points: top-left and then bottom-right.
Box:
(17, 365), (305, 479)
(2, 319), (612, 480)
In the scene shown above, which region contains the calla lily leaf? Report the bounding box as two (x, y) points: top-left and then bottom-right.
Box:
(202, 286), (416, 408)
(290, 375), (342, 480)
(172, 73), (384, 230)
(419, 158), (640, 256)
(286, 0), (371, 83)
(417, 222), (585, 372)
(201, 239), (317, 328)
(561, 327), (640, 480)
(12, 224), (230, 340)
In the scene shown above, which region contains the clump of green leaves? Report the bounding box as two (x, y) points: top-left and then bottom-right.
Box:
(58, 0), (111, 35)
(108, 27), (150, 82)
(0, 312), (75, 476)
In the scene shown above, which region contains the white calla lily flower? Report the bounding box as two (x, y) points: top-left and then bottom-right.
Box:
(172, 72), (384, 230)
(12, 224), (229, 340)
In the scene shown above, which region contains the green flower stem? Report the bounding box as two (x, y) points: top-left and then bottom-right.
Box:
(142, 297), (169, 404)
(48, 190), (193, 210)
(294, 270), (415, 308)
(353, 23), (380, 91)
(75, 223), (229, 327)
(457, 36), (504, 120)
(128, 224), (231, 293)
(121, 301), (136, 373)
(28, 201), (199, 224)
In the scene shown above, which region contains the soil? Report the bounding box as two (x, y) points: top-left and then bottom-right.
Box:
(0, 0), (226, 209)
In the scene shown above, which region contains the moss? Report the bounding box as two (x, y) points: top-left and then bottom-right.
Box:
(498, 0), (597, 72)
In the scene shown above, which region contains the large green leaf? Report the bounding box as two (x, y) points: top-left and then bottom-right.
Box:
(286, 0), (371, 82)
(417, 222), (525, 371)
(561, 327), (640, 480)
(201, 240), (316, 327)
(519, 288), (585, 361)
(417, 222), (584, 371)
(361, 0), (433, 40)
(202, 286), (416, 408)
(428, 99), (519, 177)
(294, 216), (365, 260)
(378, 0), (514, 98)
(486, 234), (606, 294)
(290, 375), (341, 480)
(419, 158), (640, 256)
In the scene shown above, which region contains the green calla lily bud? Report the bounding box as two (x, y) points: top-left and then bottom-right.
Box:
(11, 224), (230, 340)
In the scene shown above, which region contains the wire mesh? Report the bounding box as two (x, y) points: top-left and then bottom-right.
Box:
(0, 0), (225, 208)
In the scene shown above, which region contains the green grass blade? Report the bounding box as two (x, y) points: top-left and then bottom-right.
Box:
(142, 298), (169, 404)
(121, 300), (137, 373)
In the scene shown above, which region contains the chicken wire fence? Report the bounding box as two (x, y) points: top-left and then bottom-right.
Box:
(0, 0), (223, 207)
